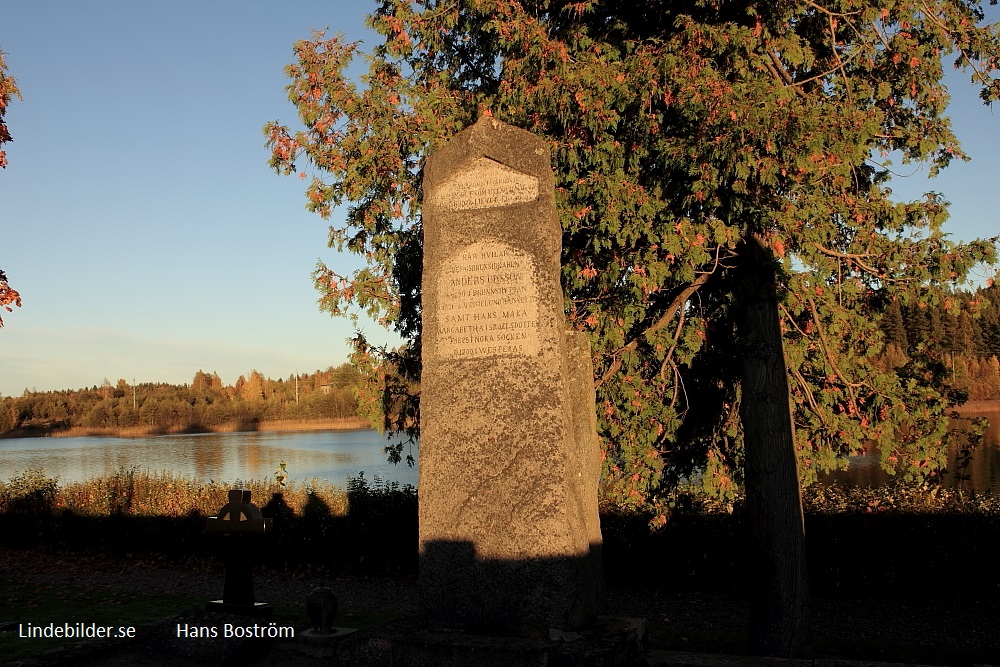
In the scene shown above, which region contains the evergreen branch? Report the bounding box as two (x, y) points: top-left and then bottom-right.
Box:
(765, 3), (863, 96)
(595, 267), (713, 389)
(596, 245), (731, 389)
(767, 50), (809, 99)
(783, 50), (860, 91)
(918, 0), (993, 86)
(805, 296), (865, 411)
(778, 302), (809, 338)
(778, 304), (830, 426)
(667, 359), (690, 414)
(870, 21), (892, 50)
(812, 242), (908, 283)
(801, 0), (863, 18)
(793, 365), (825, 423)
(659, 307), (687, 383)
(829, 14), (854, 104)
(812, 242), (877, 260)
(865, 156), (921, 177)
(670, 361), (679, 411)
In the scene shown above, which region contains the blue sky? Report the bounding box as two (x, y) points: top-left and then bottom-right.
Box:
(1, 1), (998, 397)
(1, 1), (393, 396)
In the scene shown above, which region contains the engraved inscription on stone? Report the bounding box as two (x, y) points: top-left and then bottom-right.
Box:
(432, 157), (539, 211)
(437, 241), (539, 358)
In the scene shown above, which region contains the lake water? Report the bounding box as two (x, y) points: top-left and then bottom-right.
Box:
(0, 429), (419, 489)
(3, 414), (997, 493)
(823, 411), (1000, 493)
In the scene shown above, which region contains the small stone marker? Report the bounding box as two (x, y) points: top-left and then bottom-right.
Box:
(420, 116), (604, 632)
(306, 585), (339, 633)
(205, 489), (273, 618)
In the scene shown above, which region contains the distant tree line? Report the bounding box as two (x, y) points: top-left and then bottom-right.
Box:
(2, 279), (996, 434)
(880, 283), (1000, 401)
(0, 364), (362, 434)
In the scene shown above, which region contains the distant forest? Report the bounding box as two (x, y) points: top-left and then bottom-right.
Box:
(0, 365), (361, 435)
(2, 284), (999, 436)
(881, 284), (1000, 401)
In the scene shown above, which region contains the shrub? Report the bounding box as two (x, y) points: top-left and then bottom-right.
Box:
(47, 468), (350, 518)
(0, 468), (60, 514)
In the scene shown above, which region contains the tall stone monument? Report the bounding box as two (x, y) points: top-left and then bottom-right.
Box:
(420, 116), (604, 632)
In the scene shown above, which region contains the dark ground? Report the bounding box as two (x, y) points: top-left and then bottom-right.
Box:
(1, 546), (997, 666)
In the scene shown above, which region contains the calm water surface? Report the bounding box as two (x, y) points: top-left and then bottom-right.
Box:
(4, 415), (997, 492)
(824, 412), (1000, 493)
(0, 429), (419, 488)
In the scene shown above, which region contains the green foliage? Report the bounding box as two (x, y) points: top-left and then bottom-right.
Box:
(349, 334), (419, 464)
(274, 460), (288, 488)
(0, 468), (59, 514)
(101, 466), (139, 514)
(266, 0), (1000, 515)
(651, 477), (1000, 517)
(801, 479), (999, 514)
(345, 470), (416, 512)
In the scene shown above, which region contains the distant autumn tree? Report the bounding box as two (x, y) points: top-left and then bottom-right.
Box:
(191, 370), (219, 393)
(0, 269), (20, 328)
(0, 46), (19, 169)
(267, 1), (1000, 654)
(237, 370), (267, 402)
(1, 49), (22, 327)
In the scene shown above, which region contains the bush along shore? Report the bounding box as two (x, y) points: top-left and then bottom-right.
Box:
(3, 470), (999, 665)
(602, 481), (1000, 601)
(0, 467), (419, 575)
(1, 467), (999, 599)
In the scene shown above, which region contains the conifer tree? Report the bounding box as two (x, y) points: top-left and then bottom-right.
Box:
(266, 0), (1000, 655)
(267, 0), (999, 505)
(882, 300), (909, 350)
(978, 285), (1000, 356)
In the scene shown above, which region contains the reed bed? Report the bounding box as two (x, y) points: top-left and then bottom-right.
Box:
(1, 467), (350, 518)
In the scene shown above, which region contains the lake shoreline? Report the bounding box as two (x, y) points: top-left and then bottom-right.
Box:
(957, 398), (1000, 413)
(0, 416), (372, 440)
(4, 397), (996, 440)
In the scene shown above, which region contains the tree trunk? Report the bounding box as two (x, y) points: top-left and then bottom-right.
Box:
(736, 235), (809, 657)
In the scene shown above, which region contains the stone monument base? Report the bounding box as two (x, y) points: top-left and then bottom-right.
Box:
(206, 600), (273, 619)
(265, 627), (357, 664)
(337, 615), (646, 667)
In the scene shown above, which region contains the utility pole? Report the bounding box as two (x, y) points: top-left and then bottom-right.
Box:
(132, 378), (137, 410)
(295, 370), (299, 406)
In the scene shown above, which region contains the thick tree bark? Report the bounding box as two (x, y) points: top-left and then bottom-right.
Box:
(736, 235), (809, 657)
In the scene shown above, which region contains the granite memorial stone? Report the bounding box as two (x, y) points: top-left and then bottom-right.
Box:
(419, 116), (604, 632)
